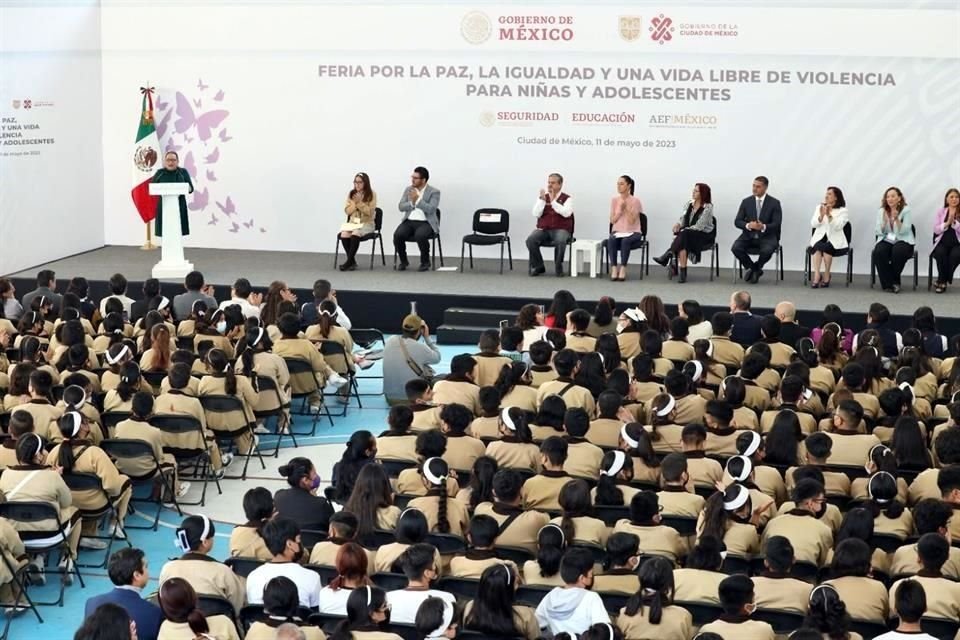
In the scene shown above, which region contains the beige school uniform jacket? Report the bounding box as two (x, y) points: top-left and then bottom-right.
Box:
(548, 515), (609, 546)
(709, 336), (744, 368)
(762, 509), (833, 566)
(529, 365), (558, 389)
(394, 469), (459, 497)
(565, 333), (597, 354)
(159, 553), (246, 613)
(471, 353), (513, 388)
(585, 418), (622, 448)
(0, 464), (79, 535)
(375, 432), (419, 464)
(449, 549), (519, 579)
(273, 337), (329, 390)
(613, 521), (685, 565)
(485, 438), (542, 473)
(154, 390), (213, 452)
(592, 568), (640, 595)
(229, 524), (273, 561)
(698, 618), (775, 640)
(234, 351), (291, 413)
(373, 542), (442, 575)
(309, 539), (376, 571)
(536, 378), (596, 416)
(501, 385), (538, 413)
(752, 574), (811, 615)
(11, 399), (62, 441)
(617, 603), (693, 640)
(407, 492), (471, 537)
(823, 575), (888, 622)
(305, 325), (356, 374)
(113, 417), (176, 478)
(198, 373), (259, 430)
(657, 486), (705, 519)
(521, 470), (573, 511)
(891, 543), (960, 580)
(673, 394), (707, 426)
(673, 567), (726, 604)
(889, 575), (960, 621)
(443, 433), (486, 472)
(467, 415), (499, 440)
(411, 405), (443, 432)
(474, 501), (549, 554)
(45, 442), (131, 515)
(564, 438), (604, 479)
(432, 379), (481, 416)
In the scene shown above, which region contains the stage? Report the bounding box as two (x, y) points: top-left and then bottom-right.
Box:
(6, 244), (959, 337)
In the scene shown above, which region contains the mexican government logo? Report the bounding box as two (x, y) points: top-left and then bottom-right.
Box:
(650, 14), (675, 44)
(619, 16), (642, 42)
(461, 11), (492, 44)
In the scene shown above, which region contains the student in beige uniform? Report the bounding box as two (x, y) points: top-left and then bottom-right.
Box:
(102, 361), (142, 415)
(786, 432), (852, 497)
(333, 585), (402, 640)
(762, 478), (833, 566)
(646, 394), (686, 456)
(588, 532), (640, 595)
(472, 330), (514, 387)
(563, 408), (604, 479)
(483, 406), (540, 473)
(47, 410), (132, 545)
(57, 378), (104, 443)
(0, 412), (33, 470)
(751, 536), (812, 615)
(468, 386), (502, 440)
(536, 349), (596, 415)
(679, 424), (723, 491)
(0, 433), (82, 579)
(407, 457), (470, 537)
(760, 375), (818, 434)
(373, 508), (441, 575)
(155, 362), (230, 474)
(233, 324), (292, 423)
(864, 471), (914, 539)
(229, 487), (275, 561)
(197, 347), (259, 455)
(663, 372), (707, 426)
(439, 403), (485, 472)
(938, 465), (960, 541)
(309, 511), (375, 569)
(475, 468), (550, 555)
(433, 354), (482, 416)
(696, 483), (762, 559)
(586, 391), (628, 448)
(114, 391), (187, 500)
(564, 309), (598, 354)
(462, 562), (540, 640)
(11, 368), (62, 441)
(777, 465), (843, 535)
(656, 453), (705, 519)
(527, 340), (558, 389)
(495, 361), (538, 413)
(395, 430), (461, 497)
(703, 399), (747, 456)
(698, 574), (776, 640)
(100, 341), (138, 393)
(829, 362), (881, 419)
(890, 498), (960, 579)
(736, 430), (787, 505)
(803, 584), (864, 640)
(521, 524), (567, 586)
(551, 479), (608, 547)
(822, 399), (881, 466)
(304, 299), (357, 376)
(617, 555), (693, 640)
(888, 534), (960, 622)
(160, 514), (246, 614)
(618, 423), (662, 486)
(613, 491), (685, 565)
(405, 379), (443, 432)
(721, 455), (775, 528)
(344, 462), (401, 548)
(592, 450), (640, 507)
(449, 514), (519, 579)
(273, 312), (344, 407)
(139, 322), (174, 373)
(529, 395), (568, 443)
(157, 576), (241, 640)
(521, 436), (572, 510)
(377, 405), (420, 465)
(823, 538), (889, 622)
(709, 312), (745, 368)
(672, 535), (727, 604)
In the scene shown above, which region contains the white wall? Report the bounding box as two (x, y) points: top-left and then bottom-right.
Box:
(0, 1), (104, 275)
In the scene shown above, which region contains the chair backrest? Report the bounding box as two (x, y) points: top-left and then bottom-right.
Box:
(300, 529), (328, 551)
(514, 585), (553, 608)
(197, 594), (237, 622)
(594, 504), (631, 527)
(920, 616), (960, 640)
(571, 542), (606, 565)
(305, 563), (339, 586)
(387, 623), (420, 640)
(752, 608), (806, 634)
(101, 438), (160, 464)
(598, 591), (630, 614)
(378, 458), (417, 478)
(283, 357), (314, 375)
(843, 222), (852, 243)
(459, 631), (524, 640)
(424, 533), (467, 555)
(317, 340), (348, 358)
(361, 529), (397, 549)
(472, 208), (510, 235)
(349, 328), (385, 349)
(199, 394), (246, 414)
(62, 471), (107, 493)
(308, 612), (347, 634)
(661, 515), (698, 537)
(374, 207), (384, 231)
(436, 576), (481, 600)
(101, 411), (133, 431)
(0, 501), (60, 525)
(675, 601), (724, 627)
(142, 369), (167, 389)
(371, 572), (409, 591)
(494, 545), (534, 565)
(225, 556), (266, 578)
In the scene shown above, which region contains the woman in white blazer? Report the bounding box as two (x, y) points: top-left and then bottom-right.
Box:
(808, 186), (850, 288)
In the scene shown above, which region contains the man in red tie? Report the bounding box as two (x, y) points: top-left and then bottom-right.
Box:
(527, 173), (575, 277)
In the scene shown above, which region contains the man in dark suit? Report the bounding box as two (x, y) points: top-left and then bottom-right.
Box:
(729, 290), (762, 348)
(732, 176), (783, 283)
(775, 301), (811, 348)
(84, 548), (163, 640)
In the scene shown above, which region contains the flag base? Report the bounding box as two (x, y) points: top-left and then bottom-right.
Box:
(140, 241), (157, 250)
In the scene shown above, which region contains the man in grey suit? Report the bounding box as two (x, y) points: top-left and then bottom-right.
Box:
(21, 269), (62, 316)
(395, 166), (441, 271)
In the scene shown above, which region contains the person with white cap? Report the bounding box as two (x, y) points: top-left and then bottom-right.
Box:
(158, 514), (247, 614)
(382, 312), (440, 406)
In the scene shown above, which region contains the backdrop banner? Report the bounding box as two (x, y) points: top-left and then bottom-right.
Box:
(93, 1), (958, 272)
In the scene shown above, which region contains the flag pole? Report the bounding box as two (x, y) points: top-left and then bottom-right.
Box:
(140, 80), (157, 250)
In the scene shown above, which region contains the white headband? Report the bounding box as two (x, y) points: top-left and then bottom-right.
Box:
(28, 432), (43, 460)
(176, 515), (211, 553)
(67, 411), (82, 437)
(620, 424), (639, 449)
(868, 444), (890, 462)
(741, 431), (761, 457)
(602, 622), (615, 640)
(366, 585), (373, 606)
(802, 388), (813, 401)
(596, 352), (605, 367)
(809, 584), (838, 604)
(320, 308), (338, 317)
(898, 381), (917, 405)
(399, 507), (424, 521)
(868, 471), (895, 504)
(251, 327), (265, 346)
(655, 395), (676, 417)
(623, 308), (646, 323)
(539, 523), (565, 547)
(422, 458), (447, 486)
(65, 385), (85, 410)
(723, 483), (750, 511)
(720, 375), (736, 396)
(500, 563), (512, 585)
(426, 599), (455, 640)
(602, 450), (628, 477)
(687, 360), (703, 383)
(106, 344), (130, 365)
(157, 296), (170, 311)
(706, 341), (715, 357)
(500, 407), (516, 431)
(726, 455), (753, 482)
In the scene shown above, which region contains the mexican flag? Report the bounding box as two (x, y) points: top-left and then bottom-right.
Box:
(131, 87), (160, 223)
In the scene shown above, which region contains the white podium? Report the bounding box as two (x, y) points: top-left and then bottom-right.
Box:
(149, 182), (194, 279)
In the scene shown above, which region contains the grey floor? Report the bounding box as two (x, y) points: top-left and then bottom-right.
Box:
(7, 244), (954, 317)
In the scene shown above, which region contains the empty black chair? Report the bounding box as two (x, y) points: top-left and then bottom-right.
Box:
(675, 601), (724, 627)
(920, 616), (960, 640)
(332, 207), (386, 270)
(494, 545), (534, 565)
(300, 529), (328, 552)
(461, 209), (513, 273)
(379, 458), (416, 478)
(661, 515), (698, 538)
(252, 375), (297, 457)
(514, 585), (553, 608)
(425, 533), (467, 555)
(62, 471), (133, 568)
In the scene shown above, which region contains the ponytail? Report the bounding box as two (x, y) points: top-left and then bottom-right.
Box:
(595, 473), (624, 506)
(422, 457), (450, 534)
(56, 411), (84, 472)
(207, 348), (237, 395)
(238, 345), (259, 392)
(699, 491), (730, 543)
(117, 361), (141, 402)
(317, 300), (336, 339)
(536, 524), (566, 577)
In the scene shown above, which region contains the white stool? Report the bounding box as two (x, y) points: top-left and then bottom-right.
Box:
(571, 238), (604, 278)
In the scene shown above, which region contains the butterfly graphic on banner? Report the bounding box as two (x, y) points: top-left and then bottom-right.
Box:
(154, 78), (266, 235)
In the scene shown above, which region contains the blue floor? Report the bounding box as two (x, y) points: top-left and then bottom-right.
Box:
(8, 342), (467, 640)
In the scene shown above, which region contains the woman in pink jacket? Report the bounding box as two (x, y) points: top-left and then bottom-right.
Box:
(931, 187), (960, 293)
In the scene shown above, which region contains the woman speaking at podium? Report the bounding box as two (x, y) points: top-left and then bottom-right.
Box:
(151, 151), (194, 237)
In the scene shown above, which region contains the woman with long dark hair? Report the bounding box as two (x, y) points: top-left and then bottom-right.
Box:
(803, 584), (857, 640)
(763, 410), (804, 466)
(552, 479), (607, 546)
(339, 172), (378, 271)
(229, 487), (275, 561)
(607, 175), (646, 282)
(639, 296), (671, 339)
(618, 423), (661, 485)
(653, 182), (715, 283)
(407, 457), (469, 536)
(589, 296), (618, 337)
(523, 524), (567, 586)
(808, 186), (850, 288)
(73, 602), (136, 640)
(872, 186), (915, 293)
(544, 290), (577, 330)
(697, 483), (761, 558)
(492, 361), (537, 412)
(594, 450), (638, 506)
(331, 430), (377, 504)
(329, 586), (400, 640)
(464, 563), (539, 639)
(345, 463), (398, 546)
(931, 187), (960, 294)
(198, 347), (259, 455)
(158, 577), (241, 640)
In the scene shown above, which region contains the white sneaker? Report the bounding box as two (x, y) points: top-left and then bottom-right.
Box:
(308, 396), (323, 410)
(253, 422), (270, 434)
(327, 372), (349, 388)
(79, 537), (109, 550)
(109, 520), (127, 540)
(177, 482), (191, 497)
(27, 556), (45, 586)
(221, 452), (235, 467)
(357, 359), (376, 370)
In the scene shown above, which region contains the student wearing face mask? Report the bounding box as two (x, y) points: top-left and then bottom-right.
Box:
(698, 574), (775, 640)
(245, 518), (319, 608)
(275, 457), (335, 533)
